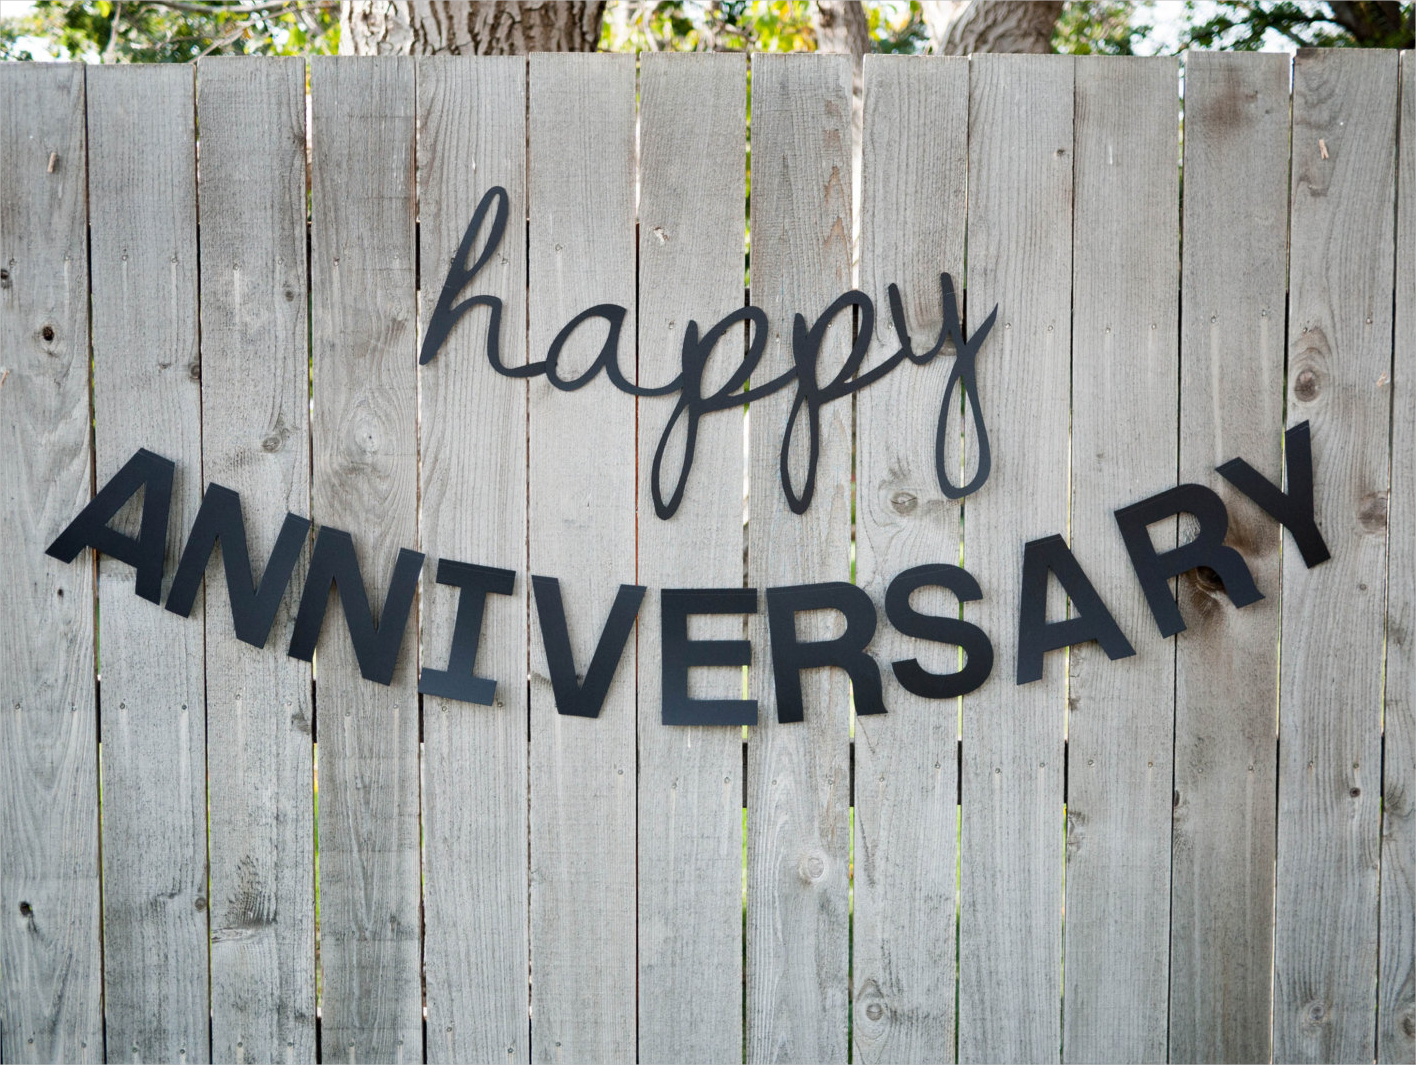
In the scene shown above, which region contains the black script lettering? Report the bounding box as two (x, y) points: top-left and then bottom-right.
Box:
(1115, 484), (1263, 638)
(164, 482), (310, 649)
(660, 588), (759, 726)
(884, 564), (993, 698)
(422, 187), (999, 519)
(1017, 535), (1134, 684)
(766, 582), (884, 722)
(287, 527), (424, 686)
(1217, 419), (1330, 569)
(419, 560), (516, 705)
(531, 576), (646, 718)
(46, 447), (174, 604)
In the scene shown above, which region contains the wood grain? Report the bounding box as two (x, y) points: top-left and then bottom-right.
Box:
(526, 52), (638, 1064)
(745, 53), (854, 1065)
(1377, 46), (1416, 1065)
(636, 51), (748, 1065)
(1169, 50), (1290, 1065)
(1274, 47), (1397, 1064)
(309, 56), (422, 1062)
(1064, 56), (1179, 1064)
(87, 62), (210, 1063)
(0, 61), (102, 1065)
(195, 56), (316, 1065)
(417, 54), (531, 1065)
(957, 53), (1073, 1065)
(853, 53), (967, 1065)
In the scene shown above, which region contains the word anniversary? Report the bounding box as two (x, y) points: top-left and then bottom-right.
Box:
(47, 424), (1329, 726)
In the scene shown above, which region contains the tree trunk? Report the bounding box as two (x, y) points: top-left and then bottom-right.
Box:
(922, 0), (1064, 55)
(340, 1), (607, 55)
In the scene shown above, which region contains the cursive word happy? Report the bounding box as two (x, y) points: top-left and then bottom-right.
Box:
(419, 186), (999, 519)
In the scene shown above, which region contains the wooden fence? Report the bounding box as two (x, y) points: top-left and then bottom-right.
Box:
(0, 49), (1412, 1064)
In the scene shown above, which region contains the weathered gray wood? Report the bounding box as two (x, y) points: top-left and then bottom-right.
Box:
(87, 63), (210, 1063)
(195, 56), (316, 1065)
(1378, 47), (1416, 1065)
(308, 56), (422, 1062)
(745, 53), (853, 1065)
(636, 51), (747, 1065)
(853, 53), (967, 1065)
(526, 52), (638, 1063)
(1063, 56), (1178, 1064)
(1169, 50), (1290, 1065)
(0, 61), (102, 1065)
(417, 55), (530, 1065)
(958, 53), (1073, 1065)
(1275, 47), (1397, 1064)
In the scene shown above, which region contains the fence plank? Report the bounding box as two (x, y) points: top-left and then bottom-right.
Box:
(1064, 56), (1179, 1063)
(958, 54), (1073, 1065)
(308, 56), (422, 1062)
(195, 56), (316, 1064)
(526, 52), (638, 1063)
(745, 52), (854, 1065)
(1169, 51), (1290, 1065)
(636, 51), (747, 1065)
(853, 53), (967, 1065)
(87, 63), (209, 1063)
(1275, 47), (1398, 1064)
(0, 62), (101, 1065)
(1378, 47), (1416, 1065)
(417, 55), (531, 1065)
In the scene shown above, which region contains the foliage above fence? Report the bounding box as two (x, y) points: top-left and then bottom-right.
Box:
(0, 49), (1412, 1065)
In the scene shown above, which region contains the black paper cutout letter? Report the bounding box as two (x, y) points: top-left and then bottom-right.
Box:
(418, 185), (537, 377)
(765, 582), (884, 722)
(532, 577), (647, 718)
(46, 447), (174, 604)
(164, 482), (311, 648)
(651, 306), (770, 519)
(1216, 419), (1331, 569)
(660, 588), (759, 726)
(884, 564), (994, 698)
(287, 526), (424, 686)
(1115, 484), (1264, 638)
(418, 560), (516, 705)
(1016, 535), (1135, 685)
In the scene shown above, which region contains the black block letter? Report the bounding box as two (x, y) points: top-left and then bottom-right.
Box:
(1017, 535), (1134, 685)
(885, 564), (993, 698)
(287, 526), (424, 686)
(46, 447), (174, 604)
(1217, 419), (1330, 568)
(532, 577), (646, 718)
(419, 560), (516, 705)
(1116, 483), (1263, 638)
(766, 582), (884, 722)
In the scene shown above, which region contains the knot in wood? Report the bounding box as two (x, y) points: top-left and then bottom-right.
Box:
(1293, 367), (1320, 401)
(798, 852), (827, 883)
(1358, 492), (1387, 533)
(890, 490), (918, 515)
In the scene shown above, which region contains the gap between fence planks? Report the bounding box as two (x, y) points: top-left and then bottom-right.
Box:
(1378, 49), (1416, 1065)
